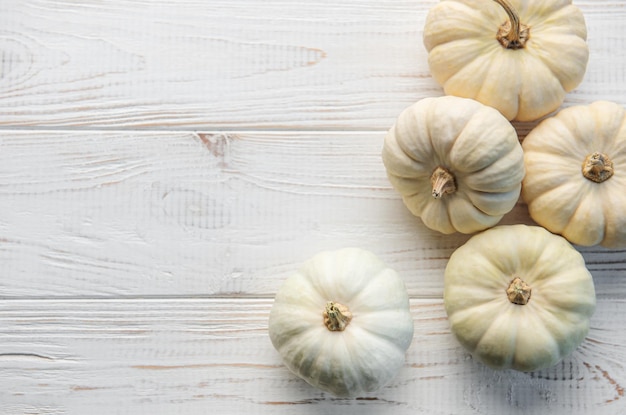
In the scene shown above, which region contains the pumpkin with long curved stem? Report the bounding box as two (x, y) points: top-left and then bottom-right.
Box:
(423, 0), (589, 121)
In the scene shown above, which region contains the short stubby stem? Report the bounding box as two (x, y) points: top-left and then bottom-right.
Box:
(506, 277), (531, 305)
(582, 152), (614, 183)
(431, 166), (457, 199)
(494, 0), (530, 49)
(323, 301), (353, 331)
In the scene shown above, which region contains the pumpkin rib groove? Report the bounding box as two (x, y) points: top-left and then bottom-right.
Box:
(525, 181), (585, 234)
(432, 40), (499, 86)
(279, 328), (327, 378)
(349, 332), (386, 392)
(353, 322), (409, 356)
(442, 48), (499, 102)
(474, 308), (517, 368)
(447, 295), (505, 321)
(463, 145), (524, 190)
(528, 35), (588, 92)
(462, 187), (520, 216)
(275, 272), (327, 308)
(512, 308), (561, 371)
(561, 190), (606, 246)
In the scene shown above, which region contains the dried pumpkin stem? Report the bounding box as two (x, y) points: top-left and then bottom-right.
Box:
(323, 301), (353, 331)
(506, 277), (531, 305)
(431, 166), (457, 199)
(582, 152), (614, 183)
(494, 0), (529, 49)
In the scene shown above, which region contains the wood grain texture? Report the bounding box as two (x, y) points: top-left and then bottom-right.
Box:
(0, 130), (623, 299)
(2, 0), (626, 413)
(0, 0), (624, 129)
(1, 298), (625, 414)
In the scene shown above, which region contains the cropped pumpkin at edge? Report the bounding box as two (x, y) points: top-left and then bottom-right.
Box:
(268, 247), (414, 398)
(521, 101), (626, 248)
(423, 0), (589, 122)
(444, 225), (596, 372)
(382, 95), (525, 235)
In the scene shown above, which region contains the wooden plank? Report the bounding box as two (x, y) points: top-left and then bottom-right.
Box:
(1, 130), (623, 298)
(0, 298), (624, 414)
(0, 0), (625, 129)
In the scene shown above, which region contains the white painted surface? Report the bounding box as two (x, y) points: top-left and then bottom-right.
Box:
(0, 0), (625, 413)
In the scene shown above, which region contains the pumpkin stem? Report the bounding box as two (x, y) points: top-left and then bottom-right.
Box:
(506, 277), (531, 305)
(431, 166), (457, 199)
(582, 152), (614, 183)
(494, 0), (529, 49)
(323, 301), (353, 331)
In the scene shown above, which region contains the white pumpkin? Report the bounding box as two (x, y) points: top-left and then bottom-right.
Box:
(423, 0), (589, 121)
(444, 225), (596, 371)
(382, 95), (525, 234)
(268, 248), (414, 397)
(522, 101), (626, 248)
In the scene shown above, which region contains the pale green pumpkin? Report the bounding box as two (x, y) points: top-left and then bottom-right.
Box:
(444, 225), (595, 371)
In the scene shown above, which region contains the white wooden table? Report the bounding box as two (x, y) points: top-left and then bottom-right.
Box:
(1, 1), (625, 413)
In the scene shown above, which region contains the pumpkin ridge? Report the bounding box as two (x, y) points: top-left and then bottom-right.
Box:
(523, 45), (570, 86)
(271, 314), (321, 350)
(589, 101), (626, 150)
(447, 197), (501, 233)
(523, 157), (581, 193)
(394, 128), (426, 165)
(424, 1), (498, 51)
(532, 307), (581, 362)
(462, 187), (520, 216)
(458, 143), (525, 183)
(347, 268), (410, 311)
(391, 106), (436, 166)
(441, 47), (500, 101)
(608, 107), (626, 157)
(426, 98), (479, 165)
(512, 309), (560, 371)
(447, 292), (506, 318)
(561, 191), (606, 246)
(278, 272), (328, 307)
(421, 195), (456, 234)
(448, 105), (518, 174)
(345, 328), (403, 394)
(331, 338), (363, 397)
(475, 308), (518, 368)
(393, 178), (429, 198)
(278, 327), (327, 376)
(525, 4), (587, 35)
(532, 272), (596, 310)
(297, 331), (338, 392)
(394, 139), (432, 169)
(525, 35), (588, 92)
(516, 52), (565, 121)
(429, 39), (501, 86)
(353, 319), (413, 353)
